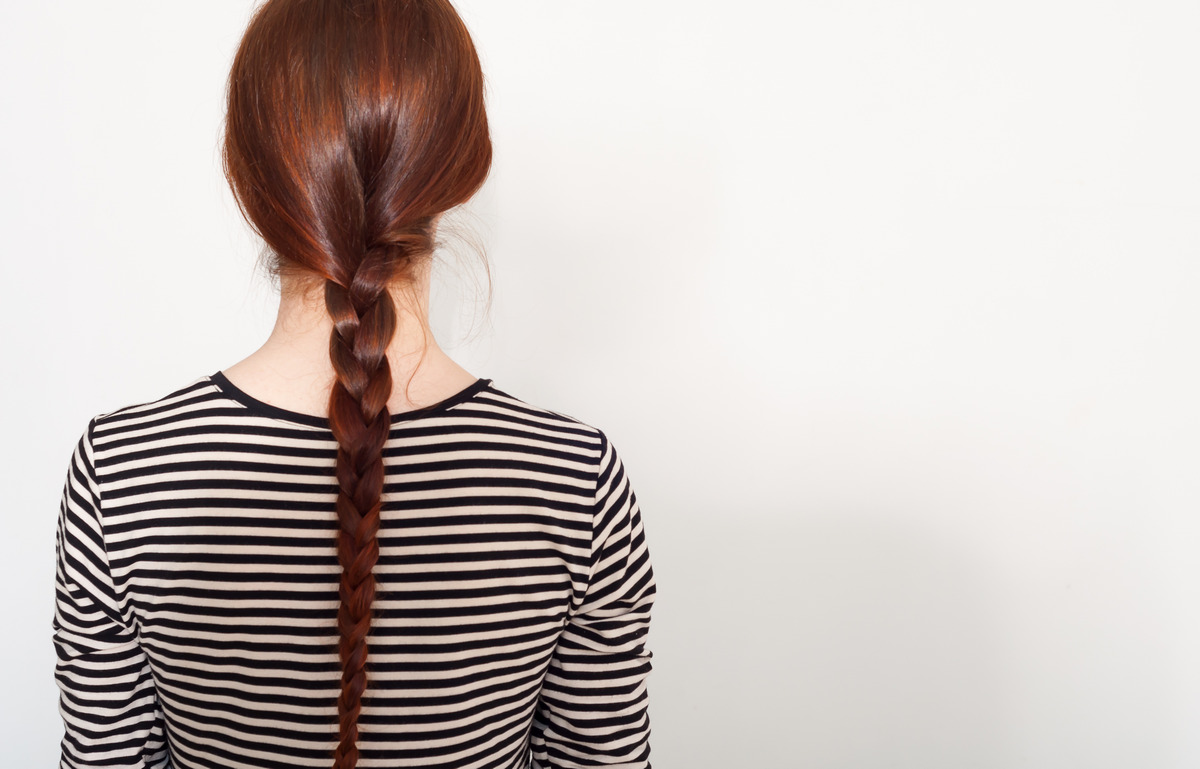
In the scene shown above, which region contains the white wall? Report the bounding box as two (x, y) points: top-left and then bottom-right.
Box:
(3, 1), (1198, 766)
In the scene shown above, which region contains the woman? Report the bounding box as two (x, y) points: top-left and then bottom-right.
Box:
(50, 1), (655, 767)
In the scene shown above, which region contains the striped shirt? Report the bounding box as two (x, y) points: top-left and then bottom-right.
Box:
(51, 372), (655, 769)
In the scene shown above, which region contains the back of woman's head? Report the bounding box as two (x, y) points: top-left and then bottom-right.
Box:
(220, 1), (491, 766)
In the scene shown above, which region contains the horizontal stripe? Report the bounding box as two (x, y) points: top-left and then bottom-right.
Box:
(52, 374), (655, 769)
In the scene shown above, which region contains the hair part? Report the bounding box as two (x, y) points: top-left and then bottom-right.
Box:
(221, 1), (492, 766)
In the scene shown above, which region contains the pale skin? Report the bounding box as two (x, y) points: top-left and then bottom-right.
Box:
(221, 233), (479, 418)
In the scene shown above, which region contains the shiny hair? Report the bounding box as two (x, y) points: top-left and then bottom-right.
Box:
(220, 1), (492, 766)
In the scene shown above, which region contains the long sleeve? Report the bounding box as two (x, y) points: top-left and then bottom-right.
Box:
(530, 431), (657, 768)
(52, 418), (169, 768)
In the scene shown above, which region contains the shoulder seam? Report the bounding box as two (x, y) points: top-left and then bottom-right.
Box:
(83, 414), (112, 582)
(81, 414), (132, 633)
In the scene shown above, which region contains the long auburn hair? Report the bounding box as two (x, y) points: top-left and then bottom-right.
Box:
(220, 1), (492, 766)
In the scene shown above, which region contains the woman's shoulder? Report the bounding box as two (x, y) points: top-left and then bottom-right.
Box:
(85, 371), (611, 458)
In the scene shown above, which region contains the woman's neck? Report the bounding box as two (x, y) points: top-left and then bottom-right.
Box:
(221, 265), (478, 417)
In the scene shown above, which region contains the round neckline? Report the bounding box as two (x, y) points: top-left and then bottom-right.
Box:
(207, 370), (492, 428)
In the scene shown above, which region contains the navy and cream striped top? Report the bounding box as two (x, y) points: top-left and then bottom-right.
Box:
(51, 372), (655, 769)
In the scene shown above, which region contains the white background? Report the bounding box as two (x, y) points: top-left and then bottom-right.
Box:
(3, 1), (1198, 767)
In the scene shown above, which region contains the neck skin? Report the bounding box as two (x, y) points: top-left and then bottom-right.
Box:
(221, 255), (478, 418)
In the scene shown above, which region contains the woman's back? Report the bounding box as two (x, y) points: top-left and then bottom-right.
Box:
(52, 372), (655, 768)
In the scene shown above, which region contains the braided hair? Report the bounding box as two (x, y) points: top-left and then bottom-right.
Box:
(220, 2), (491, 766)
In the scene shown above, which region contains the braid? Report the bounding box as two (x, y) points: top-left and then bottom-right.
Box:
(220, 0), (493, 759)
(325, 247), (401, 769)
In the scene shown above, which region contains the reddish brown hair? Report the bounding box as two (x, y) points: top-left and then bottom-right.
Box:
(220, 1), (491, 766)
